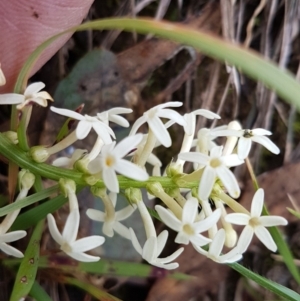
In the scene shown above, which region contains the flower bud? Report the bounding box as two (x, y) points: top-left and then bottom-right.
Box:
(3, 131), (18, 144)
(125, 188), (142, 205)
(18, 169), (35, 190)
(30, 146), (50, 163)
(59, 178), (76, 197)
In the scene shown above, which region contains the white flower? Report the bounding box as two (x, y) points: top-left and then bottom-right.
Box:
(97, 107), (132, 127)
(86, 192), (136, 239)
(178, 146), (244, 200)
(211, 128), (280, 159)
(130, 101), (185, 147)
(155, 198), (221, 246)
(50, 106), (115, 143)
(0, 63), (6, 86)
(0, 82), (53, 110)
(93, 134), (149, 193)
(193, 229), (242, 263)
(52, 149), (87, 168)
(130, 229), (184, 270)
(225, 189), (288, 252)
(0, 230), (27, 258)
(47, 209), (105, 262)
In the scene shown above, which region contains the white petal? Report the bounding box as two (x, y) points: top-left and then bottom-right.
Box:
(209, 229), (226, 257)
(115, 205), (136, 221)
(143, 237), (156, 262)
(216, 166), (240, 198)
(183, 113), (195, 135)
(189, 234), (211, 246)
(62, 210), (80, 243)
(113, 134), (143, 158)
(152, 261), (179, 270)
(219, 248), (242, 263)
(52, 157), (71, 167)
(157, 101), (183, 109)
(47, 214), (64, 245)
(225, 213), (250, 225)
(50, 106), (84, 120)
(102, 167), (119, 193)
(92, 121), (115, 143)
(67, 251), (100, 262)
(157, 109), (185, 126)
(175, 232), (190, 245)
(86, 209), (105, 222)
(25, 82), (45, 95)
(178, 152), (209, 165)
(0, 231), (26, 243)
(76, 120), (92, 139)
(129, 115), (147, 135)
(254, 226), (277, 252)
(192, 244), (208, 256)
(237, 137), (252, 159)
(0, 243), (24, 258)
(222, 154), (244, 167)
(71, 236), (105, 252)
(182, 198), (198, 224)
(113, 222), (131, 239)
(155, 205), (181, 232)
(199, 166), (216, 200)
(156, 230), (169, 256)
(259, 216), (288, 227)
(209, 129), (242, 138)
(210, 146), (223, 157)
(103, 221), (114, 237)
(148, 116), (171, 147)
(156, 247), (184, 264)
(109, 114), (130, 127)
(193, 109), (220, 119)
(251, 188), (264, 217)
(129, 228), (142, 254)
(251, 135), (280, 154)
(30, 97), (47, 107)
(0, 94), (24, 105)
(193, 208), (221, 232)
(115, 160), (149, 181)
(237, 226), (254, 253)
(252, 128), (272, 135)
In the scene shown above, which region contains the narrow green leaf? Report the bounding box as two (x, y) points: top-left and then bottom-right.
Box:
(229, 262), (300, 301)
(11, 194), (67, 231)
(0, 185), (58, 217)
(64, 277), (122, 301)
(10, 219), (44, 301)
(29, 281), (53, 301)
(287, 207), (300, 219)
(15, 18), (300, 111)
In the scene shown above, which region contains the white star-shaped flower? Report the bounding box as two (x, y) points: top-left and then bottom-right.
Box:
(97, 107), (132, 127)
(178, 146), (244, 200)
(0, 82), (53, 110)
(86, 192), (136, 239)
(129, 101), (185, 147)
(225, 188), (288, 252)
(193, 229), (242, 263)
(155, 198), (221, 246)
(47, 209), (105, 262)
(211, 128), (280, 159)
(50, 106), (115, 143)
(129, 229), (184, 270)
(0, 230), (27, 258)
(91, 134), (149, 193)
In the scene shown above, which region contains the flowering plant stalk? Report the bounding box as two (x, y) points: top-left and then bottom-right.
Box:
(0, 17), (300, 301)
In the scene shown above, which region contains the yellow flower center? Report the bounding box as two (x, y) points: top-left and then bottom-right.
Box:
(210, 158), (222, 168)
(183, 224), (194, 236)
(105, 155), (115, 167)
(249, 217), (260, 228)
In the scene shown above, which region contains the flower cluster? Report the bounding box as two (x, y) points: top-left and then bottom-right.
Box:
(0, 81), (288, 271)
